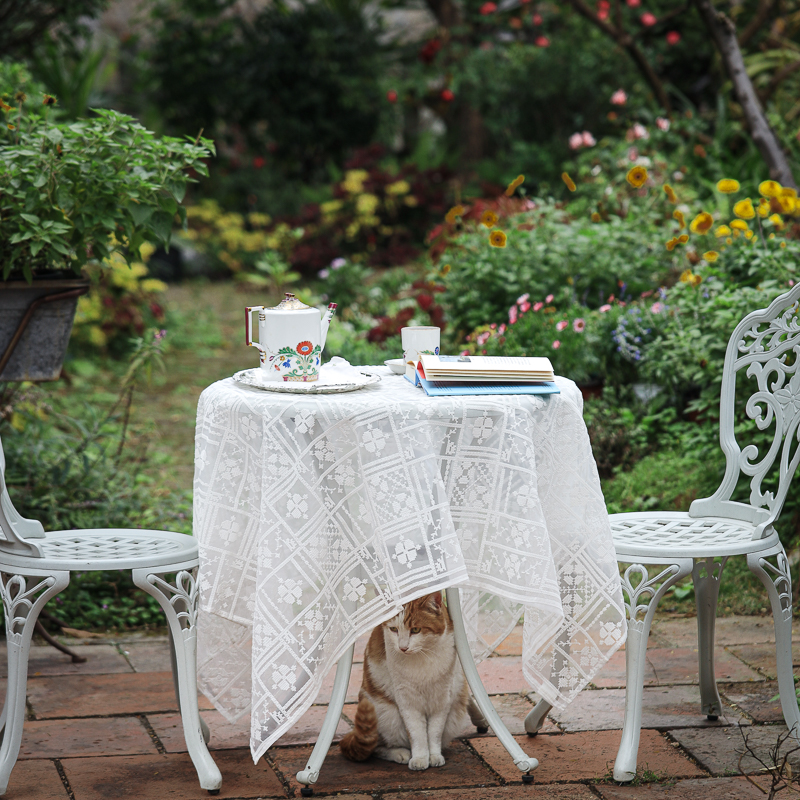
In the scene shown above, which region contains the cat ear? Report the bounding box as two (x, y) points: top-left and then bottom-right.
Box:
(425, 592), (443, 611)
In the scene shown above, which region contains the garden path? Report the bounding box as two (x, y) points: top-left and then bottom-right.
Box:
(2, 612), (796, 798)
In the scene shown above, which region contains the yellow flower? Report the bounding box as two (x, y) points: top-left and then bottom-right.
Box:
(677, 234), (689, 244)
(665, 237), (678, 251)
(769, 213), (784, 229)
(356, 193), (380, 216)
(714, 225), (731, 237)
(781, 187), (798, 198)
(775, 195), (796, 214)
(680, 269), (694, 283)
(733, 198), (755, 219)
(726, 237), (733, 245)
(730, 219), (749, 231)
(673, 209), (686, 228)
(561, 172), (576, 192)
(505, 175), (525, 196)
(626, 166), (648, 188)
(691, 274), (703, 287)
(703, 251), (719, 262)
(445, 205), (465, 224)
(481, 210), (499, 229)
(716, 179), (740, 193)
(591, 212), (601, 222)
(441, 263), (451, 276)
(744, 229), (754, 239)
(320, 200), (343, 215)
(759, 180), (783, 198)
(404, 195), (419, 207)
(664, 184), (678, 203)
(341, 169), (369, 194)
(781, 241), (787, 248)
(757, 198), (770, 217)
(689, 212), (714, 234)
(489, 230), (507, 248)
(769, 233), (775, 239)
(386, 180), (411, 196)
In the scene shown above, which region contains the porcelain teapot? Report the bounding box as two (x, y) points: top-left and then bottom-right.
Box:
(245, 293), (337, 382)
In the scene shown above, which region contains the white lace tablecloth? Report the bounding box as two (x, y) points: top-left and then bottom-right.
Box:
(193, 368), (626, 762)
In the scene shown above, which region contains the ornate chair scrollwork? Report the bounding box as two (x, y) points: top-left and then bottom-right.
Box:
(0, 435), (221, 795)
(524, 284), (800, 782)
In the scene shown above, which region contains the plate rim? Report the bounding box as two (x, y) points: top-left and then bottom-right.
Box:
(232, 368), (381, 394)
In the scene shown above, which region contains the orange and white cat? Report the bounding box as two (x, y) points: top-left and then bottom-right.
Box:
(339, 592), (487, 770)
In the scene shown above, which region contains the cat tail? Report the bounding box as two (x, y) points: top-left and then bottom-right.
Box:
(339, 692), (379, 761)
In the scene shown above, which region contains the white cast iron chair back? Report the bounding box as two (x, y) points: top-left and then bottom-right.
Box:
(523, 282), (800, 782)
(0, 435), (222, 795)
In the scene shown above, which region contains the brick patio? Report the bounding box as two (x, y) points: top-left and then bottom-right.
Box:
(3, 614), (799, 799)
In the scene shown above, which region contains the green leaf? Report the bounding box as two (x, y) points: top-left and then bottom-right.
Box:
(20, 213), (40, 224)
(30, 240), (44, 256)
(127, 202), (155, 226)
(158, 195), (178, 215)
(45, 129), (63, 145)
(166, 180), (186, 203)
(147, 211), (174, 243)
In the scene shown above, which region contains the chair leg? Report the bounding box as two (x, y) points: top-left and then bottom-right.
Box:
(613, 559), (692, 783)
(167, 626), (211, 745)
(132, 566), (222, 794)
(0, 569), (69, 796)
(445, 587), (538, 778)
(296, 643), (355, 795)
(694, 557), (727, 720)
(747, 544), (800, 741)
(524, 699), (552, 735)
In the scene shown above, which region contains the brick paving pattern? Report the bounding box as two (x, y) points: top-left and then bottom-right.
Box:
(1, 616), (799, 799)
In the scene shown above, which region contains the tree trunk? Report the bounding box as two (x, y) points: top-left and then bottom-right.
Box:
(694, 0), (796, 188)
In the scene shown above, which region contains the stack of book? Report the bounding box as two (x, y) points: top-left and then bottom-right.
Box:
(407, 354), (560, 397)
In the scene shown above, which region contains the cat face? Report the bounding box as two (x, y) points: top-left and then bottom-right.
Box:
(383, 592), (448, 654)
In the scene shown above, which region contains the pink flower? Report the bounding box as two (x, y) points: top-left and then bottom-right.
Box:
(555, 319), (568, 332)
(480, 1), (497, 13)
(533, 302), (543, 312)
(569, 132), (584, 150)
(498, 324), (507, 334)
(626, 0), (641, 6)
(666, 30), (680, 45)
(650, 302), (663, 314)
(611, 89), (627, 106)
(490, 322), (497, 329)
(573, 318), (586, 333)
(552, 340), (561, 349)
(517, 293), (530, 304)
(545, 294), (554, 303)
(656, 117), (670, 131)
(460, 350), (470, 356)
(520, 301), (531, 313)
(476, 332), (491, 346)
(597, 7), (609, 19)
(532, 12), (543, 24)
(626, 123), (649, 142)
(509, 305), (518, 324)
(534, 35), (550, 47)
(599, 304), (612, 313)
(641, 11), (657, 25)
(582, 131), (596, 147)
(628, 147), (639, 161)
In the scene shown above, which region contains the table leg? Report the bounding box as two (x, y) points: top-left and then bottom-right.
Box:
(445, 587), (538, 778)
(296, 643), (355, 796)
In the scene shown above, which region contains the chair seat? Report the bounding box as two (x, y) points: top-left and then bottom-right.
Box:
(0, 528), (198, 571)
(610, 511), (779, 560)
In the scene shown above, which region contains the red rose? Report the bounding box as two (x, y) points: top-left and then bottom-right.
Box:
(253, 156), (266, 169)
(534, 35), (550, 47)
(532, 12), (542, 23)
(441, 89), (455, 102)
(479, 1), (497, 14)
(387, 90), (398, 103)
(640, 11), (657, 25)
(666, 30), (680, 45)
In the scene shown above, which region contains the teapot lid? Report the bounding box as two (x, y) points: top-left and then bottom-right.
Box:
(268, 292), (312, 311)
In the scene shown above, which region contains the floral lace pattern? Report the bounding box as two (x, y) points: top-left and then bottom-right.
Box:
(193, 370), (626, 761)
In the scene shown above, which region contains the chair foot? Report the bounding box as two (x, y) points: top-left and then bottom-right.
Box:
(476, 726), (488, 734)
(300, 787), (314, 797)
(522, 774), (534, 785)
(208, 791), (220, 796)
(706, 714), (718, 721)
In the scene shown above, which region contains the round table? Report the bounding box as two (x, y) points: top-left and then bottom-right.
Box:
(193, 367), (626, 763)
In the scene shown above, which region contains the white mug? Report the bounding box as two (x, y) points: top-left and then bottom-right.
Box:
(401, 326), (440, 366)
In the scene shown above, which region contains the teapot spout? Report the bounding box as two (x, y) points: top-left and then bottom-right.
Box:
(320, 303), (337, 351)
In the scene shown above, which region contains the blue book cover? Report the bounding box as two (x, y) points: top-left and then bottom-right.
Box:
(405, 370), (560, 397)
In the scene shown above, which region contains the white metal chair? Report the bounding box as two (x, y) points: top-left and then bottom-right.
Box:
(0, 435), (222, 795)
(524, 282), (800, 781)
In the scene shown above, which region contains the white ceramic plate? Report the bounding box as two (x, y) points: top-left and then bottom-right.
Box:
(384, 358), (405, 375)
(233, 368), (381, 394)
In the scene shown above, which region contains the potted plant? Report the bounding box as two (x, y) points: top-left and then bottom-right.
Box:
(0, 76), (214, 380)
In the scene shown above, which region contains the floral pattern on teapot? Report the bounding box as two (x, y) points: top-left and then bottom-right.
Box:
(260, 341), (322, 381)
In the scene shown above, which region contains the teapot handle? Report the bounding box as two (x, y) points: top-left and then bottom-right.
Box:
(245, 306), (267, 351)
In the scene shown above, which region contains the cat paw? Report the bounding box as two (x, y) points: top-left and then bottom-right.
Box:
(408, 756), (430, 771)
(384, 748), (411, 764)
(429, 753), (446, 767)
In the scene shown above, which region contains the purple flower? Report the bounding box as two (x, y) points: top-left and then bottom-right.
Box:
(318, 269), (330, 279)
(331, 258), (346, 270)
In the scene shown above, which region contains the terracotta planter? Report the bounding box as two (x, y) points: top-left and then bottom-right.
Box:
(0, 279), (89, 382)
